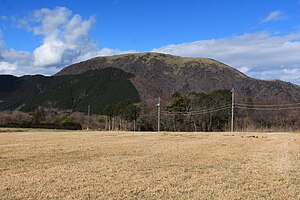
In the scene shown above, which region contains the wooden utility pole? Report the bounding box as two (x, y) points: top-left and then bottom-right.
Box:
(157, 97), (161, 132)
(231, 88), (235, 132)
(87, 105), (90, 130)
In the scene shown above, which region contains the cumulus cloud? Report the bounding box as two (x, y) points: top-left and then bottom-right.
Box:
(0, 61), (17, 72)
(0, 7), (134, 76)
(0, 7), (99, 75)
(153, 32), (300, 84)
(0, 48), (35, 75)
(1, 6), (300, 85)
(261, 10), (287, 23)
(19, 7), (98, 67)
(0, 31), (32, 74)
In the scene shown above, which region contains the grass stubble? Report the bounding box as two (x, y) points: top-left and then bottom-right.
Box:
(0, 129), (299, 199)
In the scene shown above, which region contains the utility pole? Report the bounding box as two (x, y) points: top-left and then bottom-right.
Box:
(157, 97), (161, 132)
(231, 88), (235, 132)
(87, 105), (90, 130)
(105, 115), (108, 131)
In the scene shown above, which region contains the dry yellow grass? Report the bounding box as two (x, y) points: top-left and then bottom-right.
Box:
(0, 129), (300, 199)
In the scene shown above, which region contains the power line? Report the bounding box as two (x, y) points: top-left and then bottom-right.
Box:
(144, 99), (300, 117)
(159, 104), (300, 115)
(139, 112), (157, 118)
(161, 106), (231, 116)
(162, 105), (231, 115)
(236, 106), (300, 111)
(162, 107), (230, 115)
(235, 102), (300, 107)
(136, 95), (300, 132)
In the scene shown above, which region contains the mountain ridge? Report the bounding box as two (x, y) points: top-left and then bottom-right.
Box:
(0, 68), (139, 112)
(56, 52), (300, 105)
(1, 52), (300, 113)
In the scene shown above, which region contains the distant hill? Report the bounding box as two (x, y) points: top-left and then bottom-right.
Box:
(56, 52), (300, 106)
(0, 68), (139, 113)
(1, 52), (300, 113)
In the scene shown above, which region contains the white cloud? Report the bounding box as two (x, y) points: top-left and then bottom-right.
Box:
(0, 61), (17, 72)
(153, 32), (300, 84)
(249, 68), (300, 84)
(2, 49), (31, 63)
(261, 10), (287, 23)
(0, 7), (134, 76)
(0, 49), (33, 75)
(0, 31), (33, 75)
(97, 48), (138, 56)
(238, 67), (250, 73)
(33, 40), (65, 66)
(21, 7), (98, 67)
(1, 7), (300, 85)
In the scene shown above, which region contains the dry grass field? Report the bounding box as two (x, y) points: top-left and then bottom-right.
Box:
(0, 129), (300, 199)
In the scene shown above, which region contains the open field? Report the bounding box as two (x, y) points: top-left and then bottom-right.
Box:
(1, 129), (300, 199)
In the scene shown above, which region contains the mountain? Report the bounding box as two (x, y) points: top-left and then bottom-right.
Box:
(0, 68), (139, 112)
(1, 52), (300, 113)
(56, 52), (300, 106)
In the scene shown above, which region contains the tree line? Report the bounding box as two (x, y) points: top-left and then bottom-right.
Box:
(102, 100), (140, 131)
(139, 90), (232, 131)
(1, 89), (300, 131)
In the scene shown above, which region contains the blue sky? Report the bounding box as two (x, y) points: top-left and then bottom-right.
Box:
(0, 0), (300, 84)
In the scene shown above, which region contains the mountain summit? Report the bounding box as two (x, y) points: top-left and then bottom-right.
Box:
(1, 52), (300, 113)
(56, 52), (300, 105)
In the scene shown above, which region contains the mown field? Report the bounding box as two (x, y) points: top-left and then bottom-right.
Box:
(0, 129), (300, 199)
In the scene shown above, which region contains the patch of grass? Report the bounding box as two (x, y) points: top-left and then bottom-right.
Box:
(0, 128), (28, 133)
(0, 131), (300, 199)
